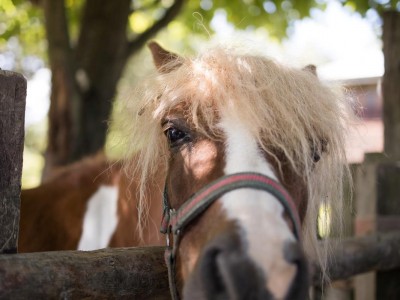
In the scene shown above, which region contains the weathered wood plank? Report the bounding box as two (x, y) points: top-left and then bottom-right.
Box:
(0, 70), (26, 254)
(0, 246), (170, 300)
(1, 232), (400, 299)
(312, 231), (400, 284)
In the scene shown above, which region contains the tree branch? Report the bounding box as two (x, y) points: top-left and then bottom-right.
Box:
(126, 0), (185, 57)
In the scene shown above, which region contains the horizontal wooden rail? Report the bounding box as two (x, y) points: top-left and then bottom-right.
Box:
(1, 231), (400, 299)
(311, 230), (400, 285)
(0, 247), (169, 299)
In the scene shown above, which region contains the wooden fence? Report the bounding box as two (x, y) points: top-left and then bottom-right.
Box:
(1, 231), (400, 299)
(1, 65), (400, 299)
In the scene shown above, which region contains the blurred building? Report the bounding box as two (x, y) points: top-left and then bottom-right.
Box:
(343, 76), (383, 163)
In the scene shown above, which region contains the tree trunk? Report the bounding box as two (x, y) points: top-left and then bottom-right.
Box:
(42, 0), (79, 178)
(72, 0), (131, 161)
(42, 0), (184, 178)
(43, 0), (130, 178)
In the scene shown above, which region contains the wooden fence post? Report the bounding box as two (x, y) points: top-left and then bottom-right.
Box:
(353, 153), (383, 300)
(0, 70), (26, 254)
(376, 162), (400, 299)
(354, 10), (400, 300)
(376, 10), (400, 300)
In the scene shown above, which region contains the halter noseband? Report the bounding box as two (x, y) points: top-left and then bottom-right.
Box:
(160, 172), (301, 300)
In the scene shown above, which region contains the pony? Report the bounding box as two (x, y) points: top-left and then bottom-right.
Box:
(118, 42), (352, 299)
(19, 41), (352, 299)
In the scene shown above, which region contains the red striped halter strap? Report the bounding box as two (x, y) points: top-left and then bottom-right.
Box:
(160, 172), (302, 300)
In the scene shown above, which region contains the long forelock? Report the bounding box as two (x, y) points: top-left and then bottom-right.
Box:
(121, 44), (353, 272)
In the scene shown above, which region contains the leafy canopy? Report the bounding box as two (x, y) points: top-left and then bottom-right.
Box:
(1, 0), (399, 73)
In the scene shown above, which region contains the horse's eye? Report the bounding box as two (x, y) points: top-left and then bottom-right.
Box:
(313, 152), (321, 163)
(165, 127), (189, 146)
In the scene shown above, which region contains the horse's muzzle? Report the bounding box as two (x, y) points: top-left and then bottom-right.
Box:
(183, 232), (309, 300)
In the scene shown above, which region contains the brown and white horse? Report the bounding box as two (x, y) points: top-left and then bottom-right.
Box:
(20, 42), (352, 299)
(19, 154), (164, 252)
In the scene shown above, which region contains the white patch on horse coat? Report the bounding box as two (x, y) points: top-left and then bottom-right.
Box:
(78, 185), (119, 251)
(219, 114), (296, 299)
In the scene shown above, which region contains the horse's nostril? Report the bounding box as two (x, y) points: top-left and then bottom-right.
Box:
(184, 243), (273, 300)
(215, 251), (273, 300)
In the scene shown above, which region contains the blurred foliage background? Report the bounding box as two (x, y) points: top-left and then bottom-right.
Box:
(0, 0), (398, 188)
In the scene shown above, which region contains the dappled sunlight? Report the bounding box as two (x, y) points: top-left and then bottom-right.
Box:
(129, 12), (152, 34)
(22, 146), (44, 189)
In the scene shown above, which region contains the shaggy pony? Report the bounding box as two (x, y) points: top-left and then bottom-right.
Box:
(118, 43), (353, 276)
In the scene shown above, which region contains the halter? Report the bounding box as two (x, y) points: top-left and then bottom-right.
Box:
(160, 172), (302, 300)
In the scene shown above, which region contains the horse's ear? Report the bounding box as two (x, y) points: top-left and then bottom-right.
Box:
(302, 64), (317, 77)
(148, 41), (182, 73)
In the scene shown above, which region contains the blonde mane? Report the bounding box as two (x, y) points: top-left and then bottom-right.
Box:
(119, 43), (353, 275)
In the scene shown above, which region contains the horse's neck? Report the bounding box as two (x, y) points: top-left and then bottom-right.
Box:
(19, 155), (118, 252)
